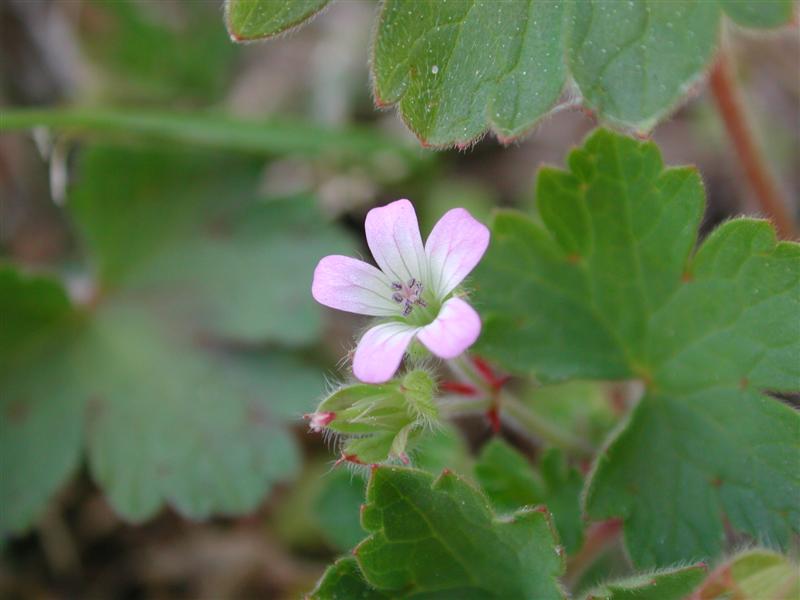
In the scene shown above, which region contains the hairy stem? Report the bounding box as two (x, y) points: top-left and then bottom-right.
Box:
(708, 52), (797, 239)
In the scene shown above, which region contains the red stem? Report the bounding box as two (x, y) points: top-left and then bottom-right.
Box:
(564, 519), (622, 588)
(708, 53), (797, 239)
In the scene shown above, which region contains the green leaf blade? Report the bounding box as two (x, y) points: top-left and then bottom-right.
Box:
(473, 129), (800, 566)
(582, 563), (707, 600)
(354, 466), (566, 599)
(226, 0), (331, 42)
(373, 0), (566, 147)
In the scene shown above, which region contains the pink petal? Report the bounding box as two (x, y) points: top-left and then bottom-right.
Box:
(425, 208), (490, 298)
(353, 322), (419, 383)
(312, 255), (399, 316)
(417, 297), (481, 359)
(365, 199), (427, 286)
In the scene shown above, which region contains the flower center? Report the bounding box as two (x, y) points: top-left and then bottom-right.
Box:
(391, 278), (427, 317)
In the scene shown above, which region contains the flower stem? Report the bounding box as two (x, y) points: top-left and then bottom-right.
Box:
(500, 392), (594, 457)
(708, 52), (797, 239)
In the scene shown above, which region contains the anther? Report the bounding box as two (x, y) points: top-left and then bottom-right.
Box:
(392, 292), (403, 303)
(391, 281), (403, 290)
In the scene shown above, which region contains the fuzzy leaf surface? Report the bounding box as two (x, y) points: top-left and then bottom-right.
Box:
(370, 0), (792, 147)
(692, 549), (799, 599)
(581, 563), (707, 600)
(352, 466), (566, 599)
(226, 0), (330, 41)
(473, 129), (800, 566)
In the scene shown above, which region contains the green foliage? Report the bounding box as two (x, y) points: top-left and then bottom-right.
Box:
(310, 557), (389, 600)
(226, 0), (331, 41)
(314, 470), (367, 552)
(221, 1), (793, 147)
(310, 466), (566, 599)
(695, 549), (800, 599)
(370, 0), (793, 146)
(315, 370), (439, 463)
(473, 129), (800, 566)
(0, 270), (85, 533)
(0, 143), (359, 536)
(72, 145), (354, 344)
(475, 439), (584, 554)
(581, 563), (707, 600)
(82, 0), (235, 102)
(521, 381), (617, 448)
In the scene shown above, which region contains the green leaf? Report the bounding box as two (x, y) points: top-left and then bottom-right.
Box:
(309, 557), (390, 600)
(372, 1), (566, 147)
(71, 145), (355, 344)
(475, 439), (584, 554)
(721, 1), (794, 28)
(352, 466), (566, 599)
(0, 108), (424, 170)
(226, 0), (331, 41)
(473, 129), (800, 566)
(369, 1), (793, 146)
(0, 267), (76, 362)
(0, 270), (84, 537)
(581, 563), (707, 600)
(313, 427), (469, 553)
(315, 469), (367, 551)
(82, 302), (320, 521)
(1, 142), (346, 533)
(82, 0), (235, 102)
(694, 549), (799, 599)
(0, 274), (323, 531)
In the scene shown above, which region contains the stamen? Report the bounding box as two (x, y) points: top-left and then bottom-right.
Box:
(389, 278), (427, 317)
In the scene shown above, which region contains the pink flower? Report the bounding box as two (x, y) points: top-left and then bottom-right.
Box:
(312, 199), (490, 383)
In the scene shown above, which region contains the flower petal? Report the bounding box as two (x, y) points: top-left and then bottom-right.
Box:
(312, 255), (399, 316)
(425, 208), (490, 298)
(417, 297), (481, 359)
(353, 322), (418, 383)
(365, 199), (427, 286)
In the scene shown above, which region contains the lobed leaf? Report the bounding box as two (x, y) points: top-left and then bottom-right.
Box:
(370, 0), (793, 147)
(356, 466), (565, 598)
(310, 466), (566, 598)
(473, 129), (800, 566)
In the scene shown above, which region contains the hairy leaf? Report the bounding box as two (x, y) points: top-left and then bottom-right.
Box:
(309, 557), (390, 600)
(370, 0), (792, 146)
(226, 0), (330, 41)
(693, 549), (799, 599)
(352, 466), (566, 599)
(581, 563), (707, 600)
(473, 129), (800, 566)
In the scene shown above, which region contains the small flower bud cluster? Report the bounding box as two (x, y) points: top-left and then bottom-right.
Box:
(304, 369), (439, 465)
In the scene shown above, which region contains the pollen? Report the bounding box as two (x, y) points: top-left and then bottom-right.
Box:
(390, 278), (427, 316)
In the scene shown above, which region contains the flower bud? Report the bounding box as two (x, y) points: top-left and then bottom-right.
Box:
(308, 369), (439, 463)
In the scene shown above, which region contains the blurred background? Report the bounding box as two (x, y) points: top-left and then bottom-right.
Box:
(1, 1), (798, 598)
